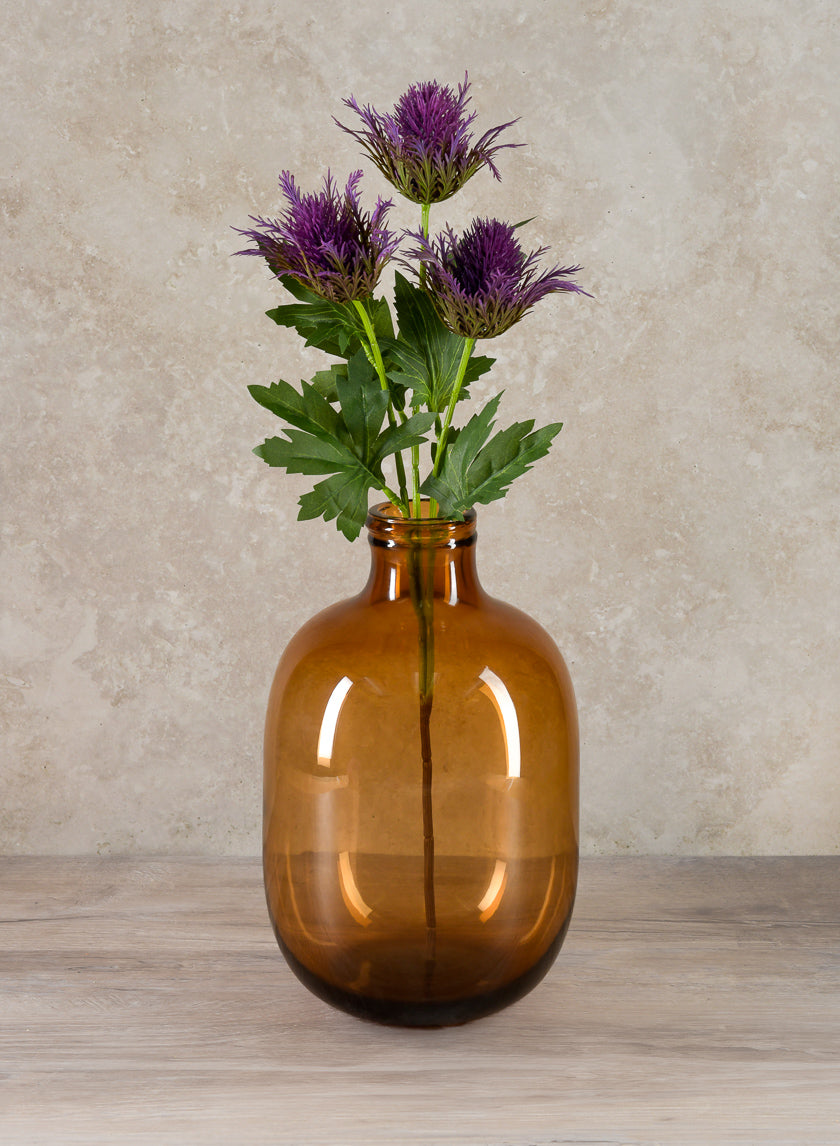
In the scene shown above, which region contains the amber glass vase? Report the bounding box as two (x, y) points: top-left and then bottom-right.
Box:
(263, 503), (579, 1027)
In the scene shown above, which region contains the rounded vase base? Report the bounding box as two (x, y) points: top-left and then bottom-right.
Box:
(276, 922), (571, 1028)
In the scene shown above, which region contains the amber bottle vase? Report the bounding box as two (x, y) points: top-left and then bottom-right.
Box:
(263, 504), (579, 1026)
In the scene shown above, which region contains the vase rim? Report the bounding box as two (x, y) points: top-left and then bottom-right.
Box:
(366, 501), (477, 549)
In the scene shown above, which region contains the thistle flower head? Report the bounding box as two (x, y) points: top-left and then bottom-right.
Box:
(336, 73), (520, 205)
(233, 170), (400, 303)
(406, 218), (590, 340)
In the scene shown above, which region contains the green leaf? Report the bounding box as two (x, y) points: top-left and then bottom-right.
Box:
(266, 299), (356, 357)
(438, 393), (503, 482)
(252, 350), (433, 540)
(265, 277), (395, 363)
(373, 411), (437, 467)
(248, 377), (342, 440)
(421, 394), (563, 515)
(366, 294), (396, 342)
(298, 471), (373, 542)
(310, 363), (347, 402)
(335, 350), (389, 462)
(385, 274), (494, 410)
(275, 275), (320, 303)
(254, 430), (357, 475)
(265, 278), (358, 358)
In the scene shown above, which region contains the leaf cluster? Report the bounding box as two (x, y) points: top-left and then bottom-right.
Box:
(251, 273), (563, 539)
(251, 350), (433, 541)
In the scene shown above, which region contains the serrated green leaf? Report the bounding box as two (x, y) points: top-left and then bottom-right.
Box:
(442, 394), (502, 479)
(374, 411), (436, 466)
(421, 395), (562, 515)
(254, 430), (358, 475)
(310, 363), (346, 402)
(248, 378), (342, 440)
(266, 300), (355, 357)
(252, 348), (426, 541)
(452, 351), (495, 389)
(256, 422), (389, 540)
(460, 419), (537, 491)
(265, 278), (395, 363)
(366, 294), (396, 342)
(298, 471), (372, 541)
(335, 350), (389, 461)
(467, 422), (562, 507)
(386, 274), (494, 410)
(265, 280), (362, 358)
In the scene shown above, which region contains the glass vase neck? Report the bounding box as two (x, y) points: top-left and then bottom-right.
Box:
(366, 502), (477, 548)
(364, 502), (481, 606)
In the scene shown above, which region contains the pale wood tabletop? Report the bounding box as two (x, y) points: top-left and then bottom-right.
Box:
(1, 856), (838, 1145)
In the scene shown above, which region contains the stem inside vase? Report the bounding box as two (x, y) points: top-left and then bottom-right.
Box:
(408, 542), (436, 993)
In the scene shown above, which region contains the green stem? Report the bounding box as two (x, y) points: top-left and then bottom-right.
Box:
(411, 444), (422, 518)
(352, 299), (409, 511)
(407, 541), (436, 990)
(410, 201), (433, 520)
(427, 336), (475, 518)
(352, 299), (389, 389)
(413, 202), (438, 986)
(433, 337), (476, 477)
(419, 204), (432, 295)
(380, 478), (407, 511)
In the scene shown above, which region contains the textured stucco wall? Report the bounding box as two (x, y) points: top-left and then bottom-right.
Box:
(2, 0), (838, 855)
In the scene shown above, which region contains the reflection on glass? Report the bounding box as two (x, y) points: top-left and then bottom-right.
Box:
(479, 667), (521, 778)
(338, 850), (373, 926)
(477, 859), (508, 921)
(446, 559), (459, 605)
(316, 676), (353, 768)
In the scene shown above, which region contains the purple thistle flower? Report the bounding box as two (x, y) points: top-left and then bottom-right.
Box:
(406, 218), (591, 340)
(335, 73), (520, 205)
(233, 170), (400, 304)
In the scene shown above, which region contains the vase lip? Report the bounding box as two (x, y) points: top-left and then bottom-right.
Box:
(366, 501), (477, 549)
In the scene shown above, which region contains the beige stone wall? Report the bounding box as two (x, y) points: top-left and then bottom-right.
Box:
(3, 1), (838, 855)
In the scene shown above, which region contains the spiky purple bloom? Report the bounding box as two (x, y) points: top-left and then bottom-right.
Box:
(335, 74), (520, 205)
(406, 218), (590, 340)
(233, 170), (400, 304)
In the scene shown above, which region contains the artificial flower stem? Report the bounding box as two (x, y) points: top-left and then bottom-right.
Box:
(410, 201), (433, 519)
(417, 199), (428, 293)
(427, 337), (475, 518)
(352, 299), (409, 507)
(381, 479), (408, 513)
(433, 336), (476, 478)
(352, 299), (389, 388)
(416, 202), (436, 979)
(419, 201), (431, 288)
(421, 201), (431, 239)
(411, 444), (422, 518)
(407, 541), (437, 989)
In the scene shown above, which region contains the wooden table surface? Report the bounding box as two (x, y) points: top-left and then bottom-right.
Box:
(1, 856), (838, 1145)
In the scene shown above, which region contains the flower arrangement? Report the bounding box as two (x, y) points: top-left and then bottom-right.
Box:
(235, 75), (589, 539)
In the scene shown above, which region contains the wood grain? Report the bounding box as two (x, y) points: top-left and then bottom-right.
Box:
(1, 857), (838, 1145)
